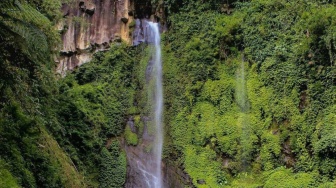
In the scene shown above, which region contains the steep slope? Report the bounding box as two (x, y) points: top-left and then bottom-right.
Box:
(0, 1), (87, 187)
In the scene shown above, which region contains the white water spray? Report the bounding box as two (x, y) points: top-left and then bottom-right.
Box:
(124, 21), (163, 188)
(149, 21), (163, 188)
(134, 21), (163, 188)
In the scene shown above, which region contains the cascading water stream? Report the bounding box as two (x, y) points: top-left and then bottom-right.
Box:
(148, 21), (163, 188)
(124, 21), (163, 188)
(236, 56), (250, 171)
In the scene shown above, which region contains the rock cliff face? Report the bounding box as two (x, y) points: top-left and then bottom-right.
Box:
(56, 0), (132, 75)
(56, 0), (166, 76)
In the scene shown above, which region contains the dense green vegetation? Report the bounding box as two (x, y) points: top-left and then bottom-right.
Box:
(1, 0), (336, 187)
(161, 0), (336, 187)
(0, 1), (132, 187)
(0, 0), (71, 187)
(55, 44), (140, 187)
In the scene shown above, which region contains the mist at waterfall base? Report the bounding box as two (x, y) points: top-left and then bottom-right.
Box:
(125, 21), (164, 188)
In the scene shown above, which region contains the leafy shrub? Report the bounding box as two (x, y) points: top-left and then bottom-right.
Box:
(124, 126), (138, 146)
(263, 167), (316, 188)
(99, 142), (126, 188)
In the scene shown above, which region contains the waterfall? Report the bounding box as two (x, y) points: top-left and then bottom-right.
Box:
(148, 21), (163, 188)
(236, 56), (250, 170)
(124, 21), (163, 188)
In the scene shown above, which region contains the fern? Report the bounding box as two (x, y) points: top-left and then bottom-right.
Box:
(0, 0), (58, 64)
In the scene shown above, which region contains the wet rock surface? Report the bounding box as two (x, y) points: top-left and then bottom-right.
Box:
(123, 116), (192, 188)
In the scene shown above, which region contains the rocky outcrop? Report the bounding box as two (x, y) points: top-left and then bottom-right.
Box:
(56, 0), (132, 76)
(162, 161), (194, 188)
(56, 0), (166, 76)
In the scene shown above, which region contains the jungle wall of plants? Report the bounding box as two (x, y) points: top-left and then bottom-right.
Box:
(161, 0), (336, 187)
